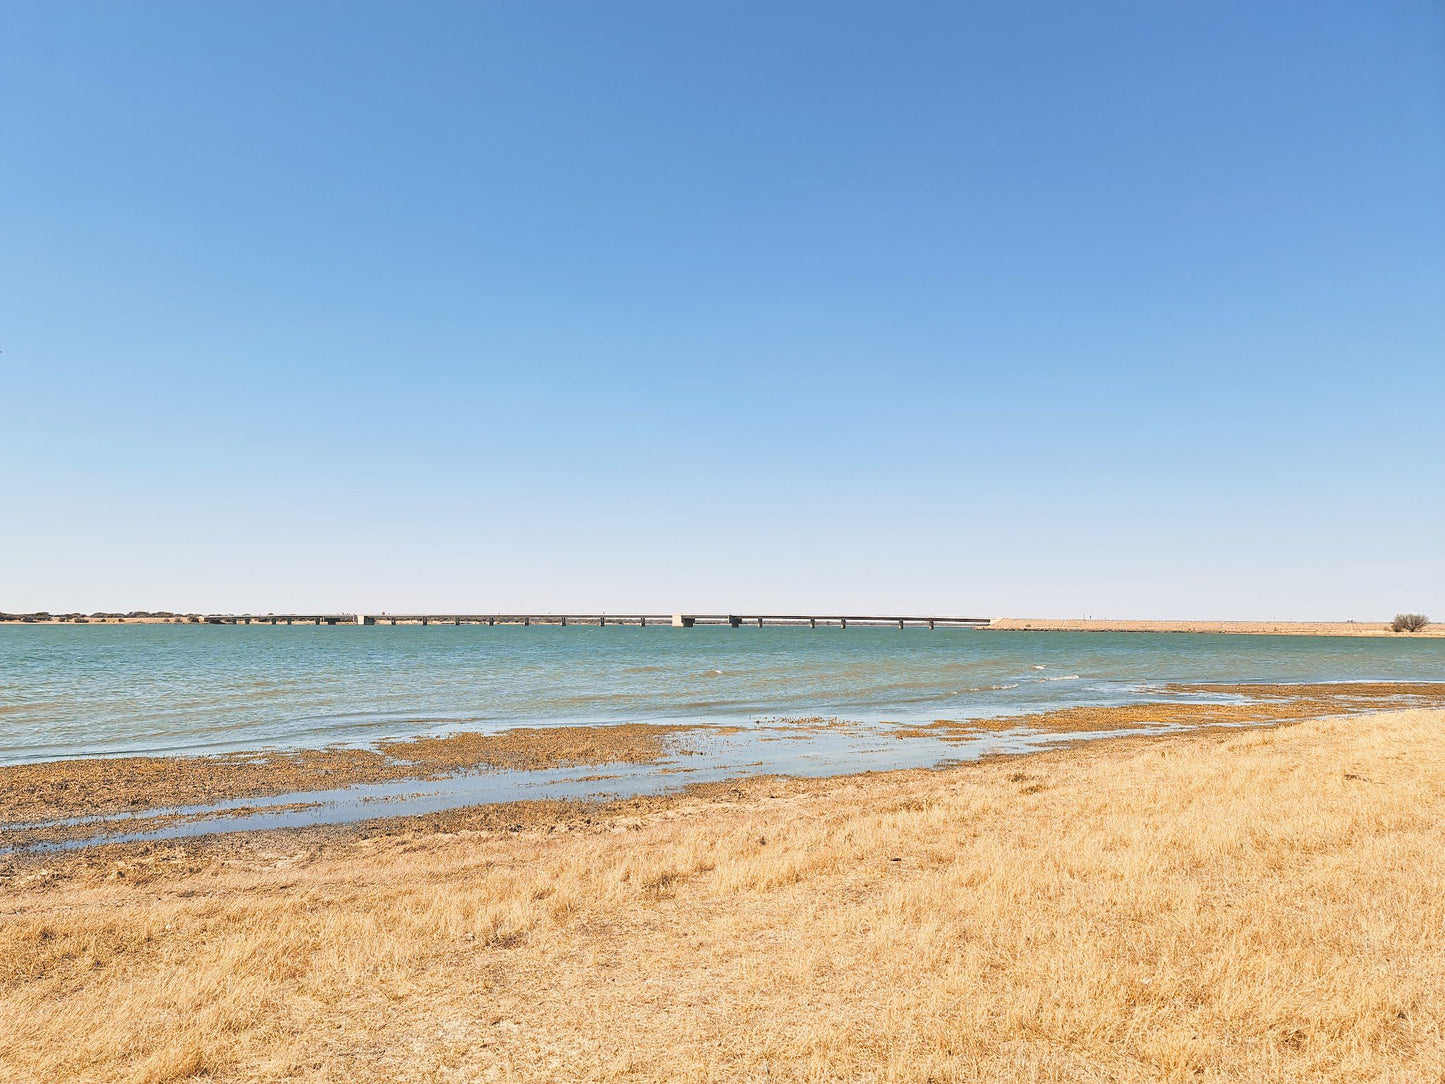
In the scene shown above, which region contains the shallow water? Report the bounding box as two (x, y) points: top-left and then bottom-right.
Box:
(2, 624), (1441, 764)
(6, 720), (1184, 853)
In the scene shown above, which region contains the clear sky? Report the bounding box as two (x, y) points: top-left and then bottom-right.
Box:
(3, 1), (1442, 619)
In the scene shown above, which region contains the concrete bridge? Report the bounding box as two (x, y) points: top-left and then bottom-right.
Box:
(201, 613), (992, 630)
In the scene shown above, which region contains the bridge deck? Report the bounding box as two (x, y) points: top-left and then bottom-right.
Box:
(201, 613), (991, 628)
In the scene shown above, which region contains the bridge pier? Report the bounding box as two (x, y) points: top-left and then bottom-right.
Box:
(840, 618), (847, 629)
(728, 615), (742, 628)
(809, 618), (816, 628)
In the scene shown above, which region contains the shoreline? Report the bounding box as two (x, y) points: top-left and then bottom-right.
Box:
(0, 724), (703, 835)
(0, 718), (1308, 883)
(7, 682), (1445, 854)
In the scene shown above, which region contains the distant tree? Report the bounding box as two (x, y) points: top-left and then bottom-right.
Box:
(1390, 613), (1430, 633)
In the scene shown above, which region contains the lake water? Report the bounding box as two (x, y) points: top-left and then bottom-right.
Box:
(2, 624), (1442, 765)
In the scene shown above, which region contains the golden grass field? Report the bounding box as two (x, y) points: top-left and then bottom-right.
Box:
(3, 708), (1443, 1083)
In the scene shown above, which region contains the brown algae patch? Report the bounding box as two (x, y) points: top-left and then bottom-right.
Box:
(0, 724), (707, 828)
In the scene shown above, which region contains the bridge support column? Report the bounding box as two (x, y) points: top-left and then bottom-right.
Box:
(561, 616), (567, 626)
(524, 616), (530, 626)
(840, 618), (847, 629)
(757, 617), (764, 627)
(898, 619), (905, 630)
(809, 618), (816, 629)
(640, 616), (646, 627)
(928, 619), (935, 630)
(600, 616), (605, 626)
(728, 615), (742, 628)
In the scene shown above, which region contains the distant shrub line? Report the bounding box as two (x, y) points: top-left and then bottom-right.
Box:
(1389, 613), (1430, 633)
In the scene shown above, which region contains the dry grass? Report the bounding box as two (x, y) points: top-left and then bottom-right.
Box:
(2, 709), (1443, 1082)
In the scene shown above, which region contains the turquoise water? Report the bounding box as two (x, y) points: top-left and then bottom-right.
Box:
(2, 625), (1441, 765)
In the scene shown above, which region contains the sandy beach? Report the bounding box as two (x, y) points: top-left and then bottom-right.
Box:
(3, 706), (1442, 1082)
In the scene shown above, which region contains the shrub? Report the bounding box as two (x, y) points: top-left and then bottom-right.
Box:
(1390, 613), (1430, 633)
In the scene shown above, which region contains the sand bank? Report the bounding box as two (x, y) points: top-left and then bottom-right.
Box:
(2, 708), (1441, 1082)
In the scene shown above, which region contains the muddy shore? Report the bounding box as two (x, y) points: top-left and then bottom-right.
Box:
(0, 724), (705, 828)
(5, 683), (1443, 852)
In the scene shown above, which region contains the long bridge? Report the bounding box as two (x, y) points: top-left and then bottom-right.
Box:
(200, 613), (992, 630)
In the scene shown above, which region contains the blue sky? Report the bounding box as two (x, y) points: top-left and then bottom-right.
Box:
(3, 1), (1442, 618)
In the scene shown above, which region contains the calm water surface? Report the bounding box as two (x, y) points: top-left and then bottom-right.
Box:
(2, 624), (1441, 764)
